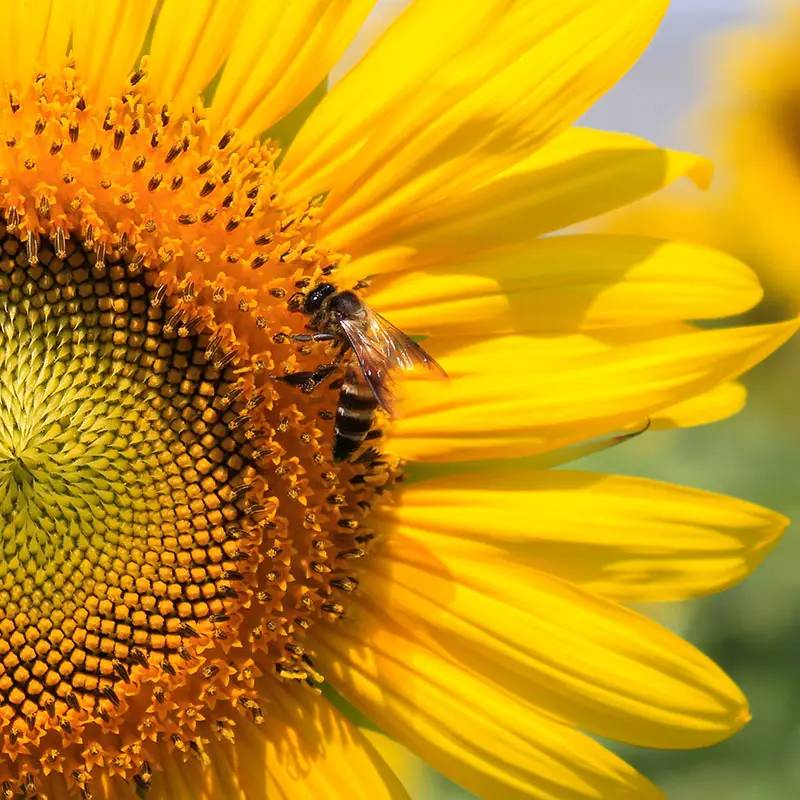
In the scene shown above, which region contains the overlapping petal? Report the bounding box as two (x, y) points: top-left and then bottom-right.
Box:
(376, 471), (786, 601)
(282, 0), (669, 246)
(651, 381), (747, 430)
(341, 530), (751, 749)
(72, 0), (157, 103)
(151, 688), (409, 800)
(315, 608), (664, 800)
(147, 0), (253, 119)
(208, 0), (376, 139)
(367, 236), (761, 336)
(390, 319), (798, 461)
(0, 0), (69, 91)
(334, 129), (711, 278)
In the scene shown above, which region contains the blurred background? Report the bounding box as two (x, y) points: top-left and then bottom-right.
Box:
(353, 1), (800, 798)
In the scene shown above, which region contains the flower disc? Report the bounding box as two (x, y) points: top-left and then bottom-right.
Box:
(0, 66), (394, 797)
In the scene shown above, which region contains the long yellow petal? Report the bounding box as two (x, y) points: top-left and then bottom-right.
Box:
(208, 0), (376, 140)
(0, 0), (70, 92)
(347, 531), (751, 748)
(652, 381), (747, 429)
(390, 319), (798, 462)
(281, 0), (668, 240)
(336, 128), (711, 273)
(366, 235), (761, 336)
(314, 609), (664, 800)
(376, 471), (787, 602)
(152, 685), (409, 799)
(72, 0), (157, 103)
(147, 0), (253, 120)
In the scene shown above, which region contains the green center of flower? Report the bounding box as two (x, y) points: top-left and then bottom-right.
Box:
(0, 228), (255, 726)
(0, 62), (400, 797)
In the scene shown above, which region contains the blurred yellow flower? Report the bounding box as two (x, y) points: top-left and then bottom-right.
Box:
(601, 1), (800, 313)
(0, 2), (794, 800)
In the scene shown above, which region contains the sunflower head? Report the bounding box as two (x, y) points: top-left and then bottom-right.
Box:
(0, 2), (793, 800)
(0, 38), (405, 798)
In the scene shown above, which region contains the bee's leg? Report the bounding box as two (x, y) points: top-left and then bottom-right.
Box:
(278, 370), (317, 389)
(290, 332), (336, 343)
(299, 362), (339, 393)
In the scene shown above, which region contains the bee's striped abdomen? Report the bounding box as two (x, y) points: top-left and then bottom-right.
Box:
(333, 368), (378, 463)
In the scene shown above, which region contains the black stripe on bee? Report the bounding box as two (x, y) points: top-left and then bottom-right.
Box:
(333, 380), (377, 462)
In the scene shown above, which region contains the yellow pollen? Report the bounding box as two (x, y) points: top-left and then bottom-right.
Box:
(0, 64), (398, 796)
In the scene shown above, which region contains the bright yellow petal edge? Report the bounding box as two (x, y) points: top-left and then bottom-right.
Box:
(0, 1), (790, 800)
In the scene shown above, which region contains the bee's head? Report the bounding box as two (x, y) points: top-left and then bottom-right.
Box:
(296, 283), (336, 315)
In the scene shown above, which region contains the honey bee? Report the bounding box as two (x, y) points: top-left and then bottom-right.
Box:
(281, 283), (446, 463)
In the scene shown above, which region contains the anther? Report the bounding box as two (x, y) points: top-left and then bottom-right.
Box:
(102, 686), (120, 707)
(51, 228), (67, 259)
(161, 657), (176, 677)
(26, 232), (39, 265)
(321, 602), (345, 617)
(165, 142), (182, 163)
(331, 577), (359, 593)
(336, 548), (366, 560)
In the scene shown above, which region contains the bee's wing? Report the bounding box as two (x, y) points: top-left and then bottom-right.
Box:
(340, 311), (446, 418)
(366, 311), (447, 377)
(339, 317), (397, 415)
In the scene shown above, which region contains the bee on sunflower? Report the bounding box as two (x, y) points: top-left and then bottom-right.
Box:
(0, 2), (794, 800)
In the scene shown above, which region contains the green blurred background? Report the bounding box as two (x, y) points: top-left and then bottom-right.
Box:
(354, 0), (800, 797)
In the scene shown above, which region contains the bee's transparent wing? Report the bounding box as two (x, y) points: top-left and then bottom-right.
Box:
(340, 312), (446, 418)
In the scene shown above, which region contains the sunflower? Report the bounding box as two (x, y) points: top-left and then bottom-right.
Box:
(0, 1), (795, 799)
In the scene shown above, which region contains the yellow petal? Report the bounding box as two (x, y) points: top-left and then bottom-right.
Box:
(72, 0), (157, 103)
(376, 470), (787, 602)
(367, 235), (761, 336)
(314, 609), (664, 800)
(282, 0), (668, 243)
(337, 128), (711, 277)
(147, 0), (253, 119)
(38, 0), (72, 75)
(0, 0), (71, 91)
(348, 529), (751, 748)
(361, 730), (428, 799)
(152, 685), (409, 799)
(651, 381), (747, 429)
(208, 1), (376, 140)
(390, 319), (798, 462)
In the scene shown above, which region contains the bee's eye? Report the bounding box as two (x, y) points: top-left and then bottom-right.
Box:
(303, 283), (336, 314)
